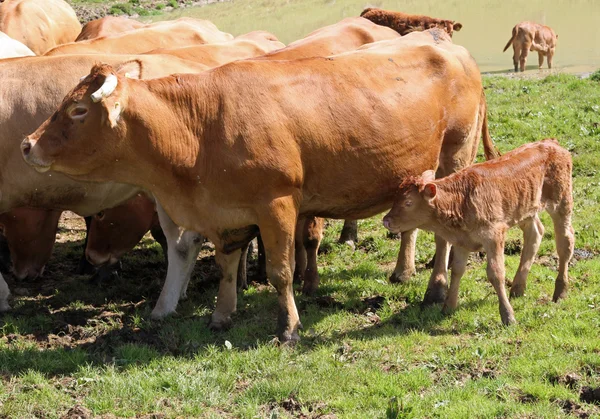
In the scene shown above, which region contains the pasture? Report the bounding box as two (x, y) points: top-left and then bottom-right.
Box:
(1, 73), (600, 417)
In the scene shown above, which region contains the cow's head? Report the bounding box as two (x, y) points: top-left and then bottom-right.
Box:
(21, 61), (142, 179)
(382, 170), (437, 233)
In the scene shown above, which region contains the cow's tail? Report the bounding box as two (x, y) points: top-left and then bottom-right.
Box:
(481, 92), (500, 160)
(503, 26), (517, 52)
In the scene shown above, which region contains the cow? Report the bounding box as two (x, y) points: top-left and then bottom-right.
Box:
(360, 8), (463, 37)
(0, 207), (61, 280)
(0, 53), (211, 312)
(503, 21), (558, 72)
(0, 0), (81, 55)
(0, 30), (35, 58)
(383, 139), (574, 325)
(44, 18), (233, 56)
(76, 16), (145, 41)
(146, 31), (285, 67)
(22, 29), (498, 342)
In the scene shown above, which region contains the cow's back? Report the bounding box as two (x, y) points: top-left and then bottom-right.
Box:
(0, 0), (81, 54)
(76, 16), (145, 41)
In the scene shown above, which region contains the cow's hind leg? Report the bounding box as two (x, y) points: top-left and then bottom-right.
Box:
(442, 246), (469, 314)
(511, 215), (544, 298)
(258, 195), (302, 343)
(520, 41), (532, 72)
(151, 202), (203, 318)
(548, 209), (574, 302)
(210, 248), (243, 330)
(0, 272), (10, 311)
(485, 237), (516, 325)
(338, 220), (358, 248)
(512, 44), (521, 72)
(389, 229), (418, 284)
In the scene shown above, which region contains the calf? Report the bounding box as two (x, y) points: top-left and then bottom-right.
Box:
(383, 139), (574, 325)
(503, 21), (558, 72)
(360, 8), (462, 37)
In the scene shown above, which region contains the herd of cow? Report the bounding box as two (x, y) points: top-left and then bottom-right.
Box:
(0, 0), (571, 343)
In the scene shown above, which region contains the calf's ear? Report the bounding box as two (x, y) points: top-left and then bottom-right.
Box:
(453, 22), (463, 31)
(422, 183), (437, 201)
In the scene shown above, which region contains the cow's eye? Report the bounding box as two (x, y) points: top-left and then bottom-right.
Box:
(404, 200), (413, 208)
(95, 211), (105, 221)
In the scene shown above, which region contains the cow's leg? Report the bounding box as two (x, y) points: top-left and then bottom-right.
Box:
(512, 44), (521, 72)
(538, 52), (545, 69)
(151, 202), (202, 318)
(338, 220), (358, 248)
(389, 229), (418, 284)
(293, 217), (307, 285)
(258, 196), (301, 343)
(442, 246), (470, 314)
(0, 272), (10, 311)
(548, 209), (574, 302)
(547, 48), (555, 69)
(423, 234), (451, 304)
(511, 216), (543, 298)
(484, 237), (516, 325)
(256, 234), (267, 283)
(237, 243), (250, 291)
(76, 216), (96, 275)
(302, 216), (324, 295)
(210, 248), (242, 330)
(520, 41), (532, 72)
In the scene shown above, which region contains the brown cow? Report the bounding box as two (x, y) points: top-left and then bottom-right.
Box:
(503, 21), (558, 72)
(0, 0), (81, 54)
(23, 30), (496, 342)
(44, 18), (233, 56)
(76, 16), (145, 41)
(360, 8), (462, 37)
(383, 139), (574, 325)
(0, 208), (62, 280)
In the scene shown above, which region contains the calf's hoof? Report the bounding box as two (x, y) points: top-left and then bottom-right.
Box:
(209, 313), (233, 332)
(509, 283), (526, 299)
(500, 308), (517, 326)
(422, 286), (447, 305)
(389, 270), (413, 284)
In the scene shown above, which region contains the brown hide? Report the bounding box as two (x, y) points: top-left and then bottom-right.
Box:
(360, 8), (463, 37)
(45, 18), (233, 56)
(0, 0), (81, 54)
(503, 21), (558, 71)
(76, 16), (145, 41)
(0, 208), (61, 279)
(24, 29), (493, 340)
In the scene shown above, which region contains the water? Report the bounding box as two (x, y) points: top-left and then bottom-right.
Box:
(158, 0), (600, 74)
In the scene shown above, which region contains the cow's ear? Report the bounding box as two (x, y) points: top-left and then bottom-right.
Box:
(116, 59), (143, 80)
(421, 170), (436, 183)
(454, 22), (463, 31)
(422, 183), (437, 201)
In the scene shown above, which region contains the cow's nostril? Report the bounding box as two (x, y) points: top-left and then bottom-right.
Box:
(21, 140), (32, 157)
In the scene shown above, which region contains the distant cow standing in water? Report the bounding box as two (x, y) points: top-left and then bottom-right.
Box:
(503, 21), (558, 72)
(360, 8), (462, 37)
(383, 139), (574, 326)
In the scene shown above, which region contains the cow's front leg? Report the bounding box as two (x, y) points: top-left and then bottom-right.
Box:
(210, 248), (242, 331)
(151, 202), (203, 318)
(389, 229), (418, 283)
(259, 196), (301, 344)
(423, 234), (450, 304)
(0, 272), (10, 311)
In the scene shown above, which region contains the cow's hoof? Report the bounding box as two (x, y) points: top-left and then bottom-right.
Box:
(150, 308), (175, 320)
(278, 327), (301, 346)
(441, 303), (456, 315)
(422, 286), (446, 305)
(500, 307), (516, 326)
(389, 271), (412, 284)
(209, 314), (232, 332)
(342, 240), (356, 250)
(552, 289), (568, 303)
(509, 283), (526, 299)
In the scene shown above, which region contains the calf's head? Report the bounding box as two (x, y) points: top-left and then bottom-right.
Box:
(382, 170), (437, 233)
(21, 62), (141, 179)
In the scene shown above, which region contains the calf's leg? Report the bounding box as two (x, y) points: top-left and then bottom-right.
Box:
(519, 41), (533, 72)
(442, 246), (470, 314)
(210, 248), (243, 330)
(389, 229), (418, 284)
(512, 44), (521, 72)
(151, 202), (203, 318)
(538, 52), (545, 69)
(548, 210), (574, 302)
(511, 215), (544, 298)
(423, 234), (451, 304)
(485, 238), (516, 325)
(0, 272), (10, 311)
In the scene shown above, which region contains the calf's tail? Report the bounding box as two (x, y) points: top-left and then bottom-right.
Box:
(503, 26), (516, 52)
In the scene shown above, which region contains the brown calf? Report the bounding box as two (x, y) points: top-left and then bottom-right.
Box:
(360, 8), (462, 37)
(383, 139), (574, 325)
(503, 21), (558, 72)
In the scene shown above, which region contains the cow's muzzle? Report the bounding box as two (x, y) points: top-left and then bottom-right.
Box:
(21, 137), (52, 173)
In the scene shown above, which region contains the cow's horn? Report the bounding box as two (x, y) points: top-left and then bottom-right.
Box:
(91, 74), (118, 103)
